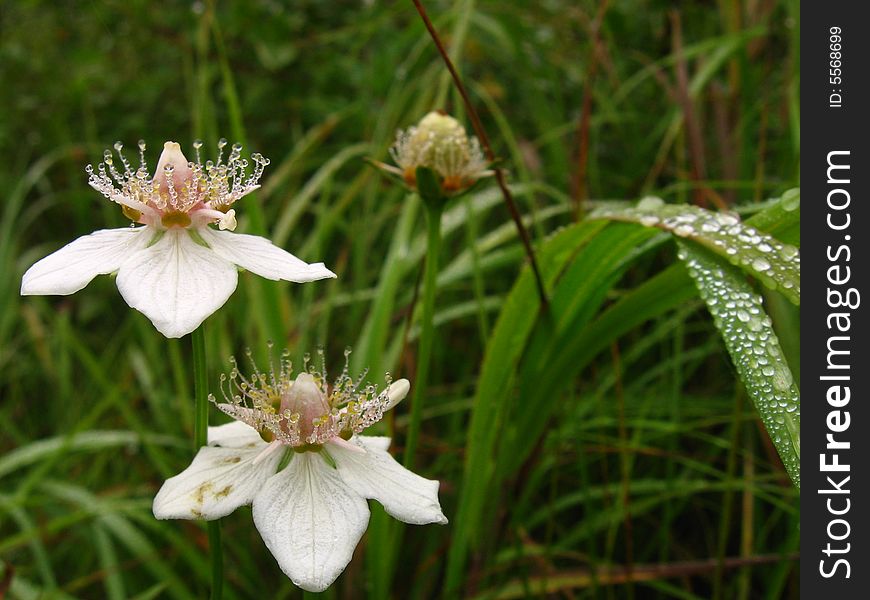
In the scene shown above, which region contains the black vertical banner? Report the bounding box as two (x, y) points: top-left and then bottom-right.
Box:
(802, 3), (869, 597)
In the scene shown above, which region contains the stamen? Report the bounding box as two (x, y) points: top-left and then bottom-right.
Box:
(86, 139), (269, 227)
(192, 139), (203, 165)
(114, 141), (133, 177)
(212, 348), (398, 449)
(216, 138), (227, 166)
(137, 140), (148, 172)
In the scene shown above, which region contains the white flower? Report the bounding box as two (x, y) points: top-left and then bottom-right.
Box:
(20, 140), (335, 338)
(152, 351), (447, 592)
(385, 111), (492, 194)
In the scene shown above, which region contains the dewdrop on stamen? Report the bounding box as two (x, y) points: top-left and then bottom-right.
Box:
(87, 140), (268, 231)
(211, 348), (410, 452)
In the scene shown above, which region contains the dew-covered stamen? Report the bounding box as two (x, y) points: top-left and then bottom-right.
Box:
(245, 153), (270, 189)
(114, 141), (134, 177)
(137, 139), (148, 172)
(86, 139), (270, 228)
(103, 149), (126, 186)
(164, 164), (179, 208)
(229, 142), (243, 165)
(216, 138), (227, 167)
(211, 349), (404, 451)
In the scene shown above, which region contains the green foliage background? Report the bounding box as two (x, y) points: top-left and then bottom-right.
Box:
(0, 1), (800, 598)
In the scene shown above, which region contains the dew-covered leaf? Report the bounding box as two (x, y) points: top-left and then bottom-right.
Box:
(677, 241), (800, 486)
(592, 197), (800, 305)
(745, 188), (800, 244)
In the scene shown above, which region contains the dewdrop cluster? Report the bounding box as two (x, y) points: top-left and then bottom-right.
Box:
(211, 348), (397, 449)
(86, 139), (270, 230)
(388, 111), (491, 194)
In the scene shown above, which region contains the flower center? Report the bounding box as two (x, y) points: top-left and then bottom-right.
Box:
(87, 139), (269, 230)
(211, 349), (409, 450)
(280, 373), (331, 441)
(161, 211), (192, 228)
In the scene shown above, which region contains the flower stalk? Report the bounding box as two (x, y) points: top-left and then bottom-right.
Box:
(192, 327), (223, 600)
(410, 0), (548, 309)
(403, 168), (444, 469)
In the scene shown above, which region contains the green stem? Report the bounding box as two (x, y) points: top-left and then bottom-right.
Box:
(192, 328), (208, 451)
(191, 327), (223, 600)
(403, 205), (442, 469)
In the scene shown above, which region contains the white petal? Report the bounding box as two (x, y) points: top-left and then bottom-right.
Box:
(252, 452), (369, 592)
(21, 227), (151, 296)
(329, 436), (447, 526)
(199, 228), (336, 283)
(359, 436), (391, 452)
(116, 229), (238, 338)
(208, 421), (265, 448)
(153, 443), (281, 520)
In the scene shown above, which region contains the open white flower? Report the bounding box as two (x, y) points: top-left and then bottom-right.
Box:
(20, 140), (335, 338)
(153, 351), (447, 592)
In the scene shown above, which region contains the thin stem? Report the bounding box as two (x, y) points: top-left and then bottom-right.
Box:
(191, 327), (223, 600)
(411, 0), (548, 309)
(404, 205), (442, 469)
(208, 521), (224, 600)
(192, 328), (209, 450)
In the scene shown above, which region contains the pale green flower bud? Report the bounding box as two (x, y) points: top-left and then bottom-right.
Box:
(387, 111), (492, 195)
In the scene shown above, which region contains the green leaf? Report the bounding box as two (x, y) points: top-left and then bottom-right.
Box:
(0, 431), (183, 481)
(592, 197), (800, 305)
(745, 188), (800, 244)
(502, 262), (697, 477)
(445, 219), (609, 591)
(677, 241), (800, 486)
(446, 221), (662, 591)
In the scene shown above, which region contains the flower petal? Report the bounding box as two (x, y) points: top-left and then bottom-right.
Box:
(358, 436), (391, 452)
(208, 421), (265, 448)
(116, 229), (238, 338)
(329, 436), (447, 526)
(199, 228), (336, 283)
(153, 443), (281, 520)
(252, 452), (369, 592)
(21, 228), (151, 296)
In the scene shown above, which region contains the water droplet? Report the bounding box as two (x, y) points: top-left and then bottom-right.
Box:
(637, 196), (664, 210)
(779, 244), (798, 260)
(781, 188), (800, 211)
(752, 258), (771, 272)
(701, 222), (720, 233)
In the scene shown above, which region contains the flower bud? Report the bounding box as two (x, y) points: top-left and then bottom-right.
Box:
(386, 111), (492, 196)
(411, 111), (470, 165)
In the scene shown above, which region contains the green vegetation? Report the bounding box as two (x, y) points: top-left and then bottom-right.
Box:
(1, 1), (800, 598)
